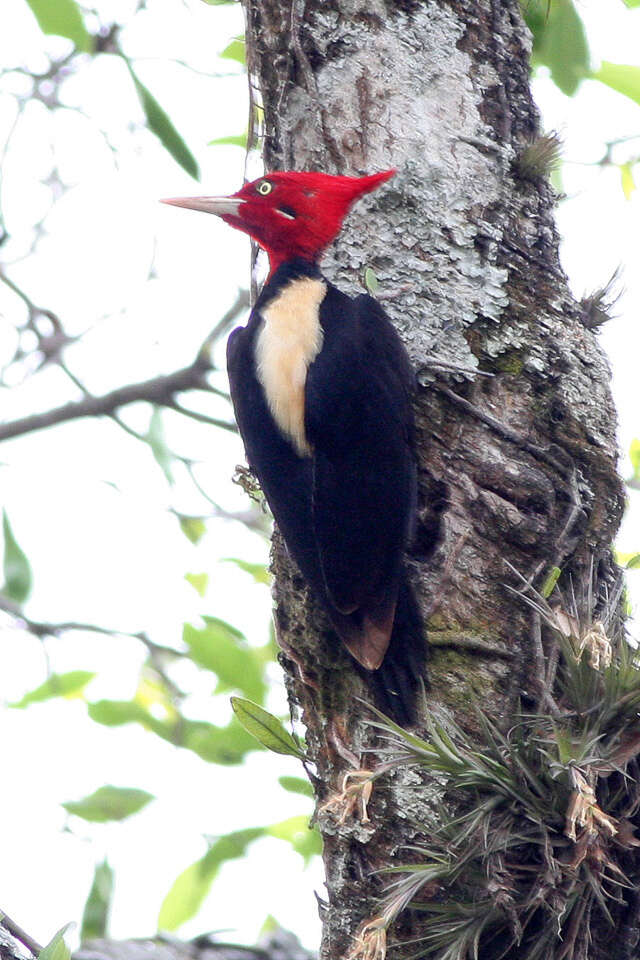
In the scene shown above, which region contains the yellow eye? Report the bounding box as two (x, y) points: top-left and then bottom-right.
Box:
(256, 180), (273, 196)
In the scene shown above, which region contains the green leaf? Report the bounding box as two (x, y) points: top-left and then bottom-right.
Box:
(81, 860), (114, 941)
(208, 133), (248, 149)
(231, 697), (304, 758)
(10, 670), (95, 708)
(594, 61), (640, 107)
(135, 671), (178, 721)
(627, 554), (640, 570)
(550, 163), (564, 195)
(220, 38), (245, 65)
(623, 0), (640, 7)
(620, 162), (637, 200)
(2, 510), (33, 604)
(546, 1), (589, 95)
(178, 516), (207, 544)
(63, 786), (154, 823)
(203, 827), (266, 869)
(88, 699), (175, 742)
(268, 815), (322, 865)
(158, 859), (211, 931)
(159, 828), (265, 930)
(278, 775), (314, 798)
(183, 618), (266, 702)
(124, 61), (199, 180)
(616, 549), (640, 567)
(38, 925), (73, 960)
(364, 267), (379, 295)
(202, 0), (235, 4)
(527, 0), (590, 96)
(24, 0), (92, 52)
(260, 915), (280, 936)
(146, 407), (174, 484)
(541, 566), (561, 598)
(185, 573), (209, 597)
(88, 699), (154, 727)
(222, 557), (271, 584)
(181, 716), (262, 764)
(628, 437), (640, 488)
(88, 699), (260, 763)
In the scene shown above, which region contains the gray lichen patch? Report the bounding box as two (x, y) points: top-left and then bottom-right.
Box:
(298, 2), (510, 369)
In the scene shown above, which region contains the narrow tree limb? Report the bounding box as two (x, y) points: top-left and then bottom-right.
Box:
(0, 359), (213, 442)
(0, 910), (42, 957)
(0, 593), (187, 696)
(1, 289), (248, 443)
(0, 593), (168, 649)
(164, 399), (235, 431)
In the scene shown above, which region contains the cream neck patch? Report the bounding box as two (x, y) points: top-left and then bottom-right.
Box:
(255, 277), (326, 456)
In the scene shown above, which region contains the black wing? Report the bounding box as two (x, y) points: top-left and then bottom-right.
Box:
(304, 287), (416, 667)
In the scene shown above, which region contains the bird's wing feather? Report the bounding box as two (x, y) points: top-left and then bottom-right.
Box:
(305, 289), (416, 623)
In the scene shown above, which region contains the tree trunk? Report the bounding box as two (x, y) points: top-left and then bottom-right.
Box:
(241, 2), (627, 958)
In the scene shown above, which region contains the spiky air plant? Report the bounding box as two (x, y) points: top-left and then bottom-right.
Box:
(580, 269), (623, 330)
(514, 130), (563, 181)
(350, 566), (640, 960)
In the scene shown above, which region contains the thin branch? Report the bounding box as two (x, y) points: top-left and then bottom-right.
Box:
(0, 910), (43, 957)
(0, 282), (248, 443)
(0, 595), (187, 700)
(185, 461), (227, 509)
(185, 462), (270, 535)
(110, 410), (150, 442)
(165, 399), (236, 432)
(0, 357), (212, 442)
(201, 288), (250, 351)
(0, 266), (35, 313)
(172, 506), (269, 537)
(0, 104), (24, 236)
(57, 364), (153, 444)
(2, 271), (247, 439)
(132, 56), (238, 80)
(0, 593), (141, 644)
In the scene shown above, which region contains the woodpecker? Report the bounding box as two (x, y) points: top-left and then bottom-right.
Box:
(162, 170), (425, 722)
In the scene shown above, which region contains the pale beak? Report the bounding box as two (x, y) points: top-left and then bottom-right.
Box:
(160, 196), (245, 217)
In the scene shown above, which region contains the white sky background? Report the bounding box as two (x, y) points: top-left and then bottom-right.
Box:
(1, 0), (640, 953)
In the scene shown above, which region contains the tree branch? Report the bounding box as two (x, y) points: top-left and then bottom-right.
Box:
(164, 398), (235, 431)
(0, 593), (188, 698)
(1, 286), (248, 443)
(0, 357), (215, 442)
(0, 910), (42, 957)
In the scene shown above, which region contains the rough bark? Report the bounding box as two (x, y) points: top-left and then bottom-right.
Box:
(241, 1), (625, 957)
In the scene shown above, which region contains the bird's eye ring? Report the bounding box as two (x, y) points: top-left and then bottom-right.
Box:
(256, 180), (273, 196)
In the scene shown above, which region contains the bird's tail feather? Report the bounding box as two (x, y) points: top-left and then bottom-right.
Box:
(368, 570), (426, 727)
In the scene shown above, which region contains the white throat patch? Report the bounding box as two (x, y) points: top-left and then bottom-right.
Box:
(255, 276), (326, 457)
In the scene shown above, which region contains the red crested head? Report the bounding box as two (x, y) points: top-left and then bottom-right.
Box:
(162, 169), (395, 275)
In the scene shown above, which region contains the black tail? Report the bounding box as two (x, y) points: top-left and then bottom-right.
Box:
(368, 570), (427, 727)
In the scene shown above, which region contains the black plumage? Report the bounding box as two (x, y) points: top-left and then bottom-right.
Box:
(162, 169), (426, 722)
(227, 259), (424, 721)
